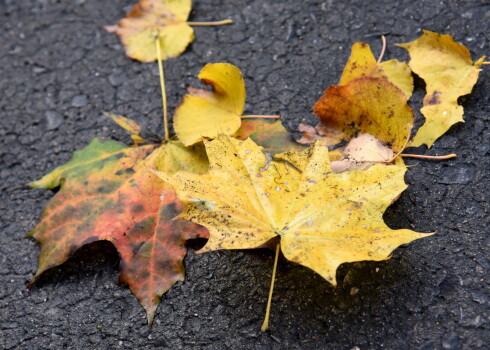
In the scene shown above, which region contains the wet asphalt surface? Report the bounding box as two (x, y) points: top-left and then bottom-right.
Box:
(1, 0), (489, 349)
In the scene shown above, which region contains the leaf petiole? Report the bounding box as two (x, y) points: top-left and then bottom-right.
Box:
(261, 242), (280, 332)
(187, 19), (233, 26)
(401, 153), (457, 160)
(377, 35), (387, 64)
(382, 126), (411, 164)
(156, 38), (169, 141)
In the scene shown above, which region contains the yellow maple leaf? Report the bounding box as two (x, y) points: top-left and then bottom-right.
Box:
(173, 63), (246, 146)
(398, 30), (486, 148)
(340, 42), (414, 98)
(106, 0), (194, 62)
(155, 135), (431, 285)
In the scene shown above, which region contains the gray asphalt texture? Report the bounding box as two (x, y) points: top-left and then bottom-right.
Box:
(1, 1), (489, 349)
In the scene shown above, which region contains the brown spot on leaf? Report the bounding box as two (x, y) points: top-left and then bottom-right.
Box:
(139, 269), (150, 280)
(425, 91), (441, 105)
(132, 204), (144, 213)
(131, 241), (145, 256)
(163, 202), (179, 218)
(115, 167), (136, 176)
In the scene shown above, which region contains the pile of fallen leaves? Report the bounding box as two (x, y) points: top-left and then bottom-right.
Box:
(27, 0), (486, 330)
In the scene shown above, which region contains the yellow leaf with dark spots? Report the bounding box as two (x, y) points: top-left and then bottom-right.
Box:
(312, 77), (414, 153)
(340, 42), (414, 98)
(398, 30), (485, 148)
(155, 135), (431, 285)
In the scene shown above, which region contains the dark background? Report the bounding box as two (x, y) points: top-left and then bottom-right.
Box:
(1, 1), (489, 349)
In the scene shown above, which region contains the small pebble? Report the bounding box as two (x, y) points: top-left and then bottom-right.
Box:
(350, 287), (359, 296)
(45, 111), (63, 130)
(109, 70), (127, 86)
(71, 94), (88, 107)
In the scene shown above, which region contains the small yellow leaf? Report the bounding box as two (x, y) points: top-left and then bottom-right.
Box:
(106, 0), (194, 62)
(106, 113), (161, 146)
(173, 63), (245, 146)
(156, 135), (432, 285)
(339, 42), (413, 98)
(398, 30), (485, 148)
(107, 113), (141, 136)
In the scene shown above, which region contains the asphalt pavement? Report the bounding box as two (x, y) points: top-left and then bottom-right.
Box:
(1, 0), (489, 349)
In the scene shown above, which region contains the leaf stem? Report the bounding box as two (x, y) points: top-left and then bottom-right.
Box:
(187, 19), (233, 26)
(383, 126), (411, 163)
(401, 153), (457, 160)
(377, 35), (387, 64)
(156, 38), (169, 142)
(261, 242), (280, 332)
(241, 115), (281, 119)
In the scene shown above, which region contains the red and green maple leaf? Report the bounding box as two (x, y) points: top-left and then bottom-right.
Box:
(28, 138), (208, 324)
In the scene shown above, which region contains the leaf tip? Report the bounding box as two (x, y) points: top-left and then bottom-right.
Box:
(27, 180), (40, 189)
(104, 24), (117, 33)
(475, 56), (487, 66)
(147, 313), (155, 327)
(26, 279), (34, 289)
(142, 300), (159, 327)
